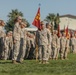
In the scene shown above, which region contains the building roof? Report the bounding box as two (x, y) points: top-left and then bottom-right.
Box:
(25, 28), (38, 31)
(60, 14), (76, 19)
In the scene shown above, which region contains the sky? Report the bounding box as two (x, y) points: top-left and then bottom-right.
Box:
(0, 0), (76, 27)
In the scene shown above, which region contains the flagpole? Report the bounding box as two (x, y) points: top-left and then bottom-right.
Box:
(35, 4), (41, 61)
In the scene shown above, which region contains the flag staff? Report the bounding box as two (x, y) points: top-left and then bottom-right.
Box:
(33, 4), (41, 61)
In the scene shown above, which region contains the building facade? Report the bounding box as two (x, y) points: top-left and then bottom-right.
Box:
(60, 14), (76, 30)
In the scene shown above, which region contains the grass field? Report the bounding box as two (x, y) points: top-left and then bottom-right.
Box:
(0, 53), (76, 75)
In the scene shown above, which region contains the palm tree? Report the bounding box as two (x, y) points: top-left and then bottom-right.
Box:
(45, 13), (55, 24)
(5, 9), (30, 32)
(54, 13), (60, 30)
(8, 9), (23, 20)
(44, 13), (56, 33)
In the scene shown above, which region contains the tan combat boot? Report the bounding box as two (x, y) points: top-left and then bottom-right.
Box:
(45, 61), (49, 64)
(12, 60), (18, 64)
(42, 60), (46, 64)
(39, 60), (42, 64)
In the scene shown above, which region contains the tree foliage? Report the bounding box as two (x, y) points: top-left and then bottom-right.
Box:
(45, 13), (60, 30)
(5, 9), (30, 32)
(54, 13), (60, 30)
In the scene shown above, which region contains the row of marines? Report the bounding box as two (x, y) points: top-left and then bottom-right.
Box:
(0, 16), (76, 64)
(0, 16), (35, 64)
(36, 21), (76, 64)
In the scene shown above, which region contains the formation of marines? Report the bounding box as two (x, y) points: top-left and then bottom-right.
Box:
(0, 16), (76, 64)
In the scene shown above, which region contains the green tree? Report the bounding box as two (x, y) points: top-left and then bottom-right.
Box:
(5, 9), (30, 32)
(45, 13), (60, 31)
(44, 13), (56, 33)
(45, 13), (55, 25)
(54, 13), (60, 30)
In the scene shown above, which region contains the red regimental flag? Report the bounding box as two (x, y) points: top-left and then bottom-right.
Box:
(57, 25), (60, 37)
(66, 26), (68, 37)
(32, 7), (41, 29)
(66, 25), (70, 39)
(64, 25), (66, 34)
